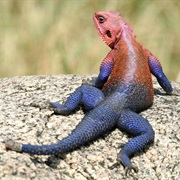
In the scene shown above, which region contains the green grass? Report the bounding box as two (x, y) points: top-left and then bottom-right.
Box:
(0, 0), (179, 82)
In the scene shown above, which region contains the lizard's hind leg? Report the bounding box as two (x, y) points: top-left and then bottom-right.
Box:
(51, 84), (105, 115)
(116, 109), (154, 175)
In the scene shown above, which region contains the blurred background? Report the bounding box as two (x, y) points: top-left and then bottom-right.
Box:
(0, 0), (179, 82)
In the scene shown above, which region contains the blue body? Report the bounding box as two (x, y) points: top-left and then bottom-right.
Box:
(6, 15), (173, 173)
(20, 41), (173, 172)
(21, 61), (172, 169)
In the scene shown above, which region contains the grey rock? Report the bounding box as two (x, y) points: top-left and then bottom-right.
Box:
(0, 75), (179, 180)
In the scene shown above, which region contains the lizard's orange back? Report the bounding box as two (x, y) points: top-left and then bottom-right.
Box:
(99, 16), (154, 111)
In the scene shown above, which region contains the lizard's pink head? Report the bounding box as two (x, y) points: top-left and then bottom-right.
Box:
(93, 11), (133, 49)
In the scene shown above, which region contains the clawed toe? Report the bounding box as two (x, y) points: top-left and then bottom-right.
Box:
(125, 165), (138, 178)
(110, 160), (138, 178)
(31, 100), (51, 109)
(82, 78), (92, 85)
(49, 102), (63, 109)
(82, 77), (96, 86)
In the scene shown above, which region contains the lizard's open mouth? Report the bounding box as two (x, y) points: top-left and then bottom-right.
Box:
(96, 25), (111, 45)
(106, 30), (111, 38)
(93, 14), (114, 49)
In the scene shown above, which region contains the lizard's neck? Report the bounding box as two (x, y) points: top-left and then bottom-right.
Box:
(114, 28), (138, 81)
(115, 25), (135, 50)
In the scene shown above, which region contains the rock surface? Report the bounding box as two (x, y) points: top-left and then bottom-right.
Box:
(0, 75), (179, 180)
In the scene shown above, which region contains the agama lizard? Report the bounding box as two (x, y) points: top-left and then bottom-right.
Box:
(5, 11), (173, 175)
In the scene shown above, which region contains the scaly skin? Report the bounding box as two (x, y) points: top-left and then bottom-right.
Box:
(5, 11), (173, 176)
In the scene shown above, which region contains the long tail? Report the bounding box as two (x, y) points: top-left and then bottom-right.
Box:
(5, 109), (116, 155)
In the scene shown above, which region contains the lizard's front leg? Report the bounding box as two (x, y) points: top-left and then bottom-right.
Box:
(146, 49), (173, 94)
(83, 50), (114, 89)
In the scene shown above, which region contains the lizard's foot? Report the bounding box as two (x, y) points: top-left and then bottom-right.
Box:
(49, 102), (73, 115)
(82, 77), (96, 86)
(110, 160), (138, 177)
(50, 102), (64, 109)
(31, 100), (64, 113)
(166, 90), (173, 95)
(31, 100), (51, 109)
(5, 139), (22, 152)
(124, 165), (138, 177)
(116, 152), (138, 177)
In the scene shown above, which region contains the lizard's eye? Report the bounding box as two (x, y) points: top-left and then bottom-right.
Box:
(98, 16), (105, 23)
(106, 30), (111, 38)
